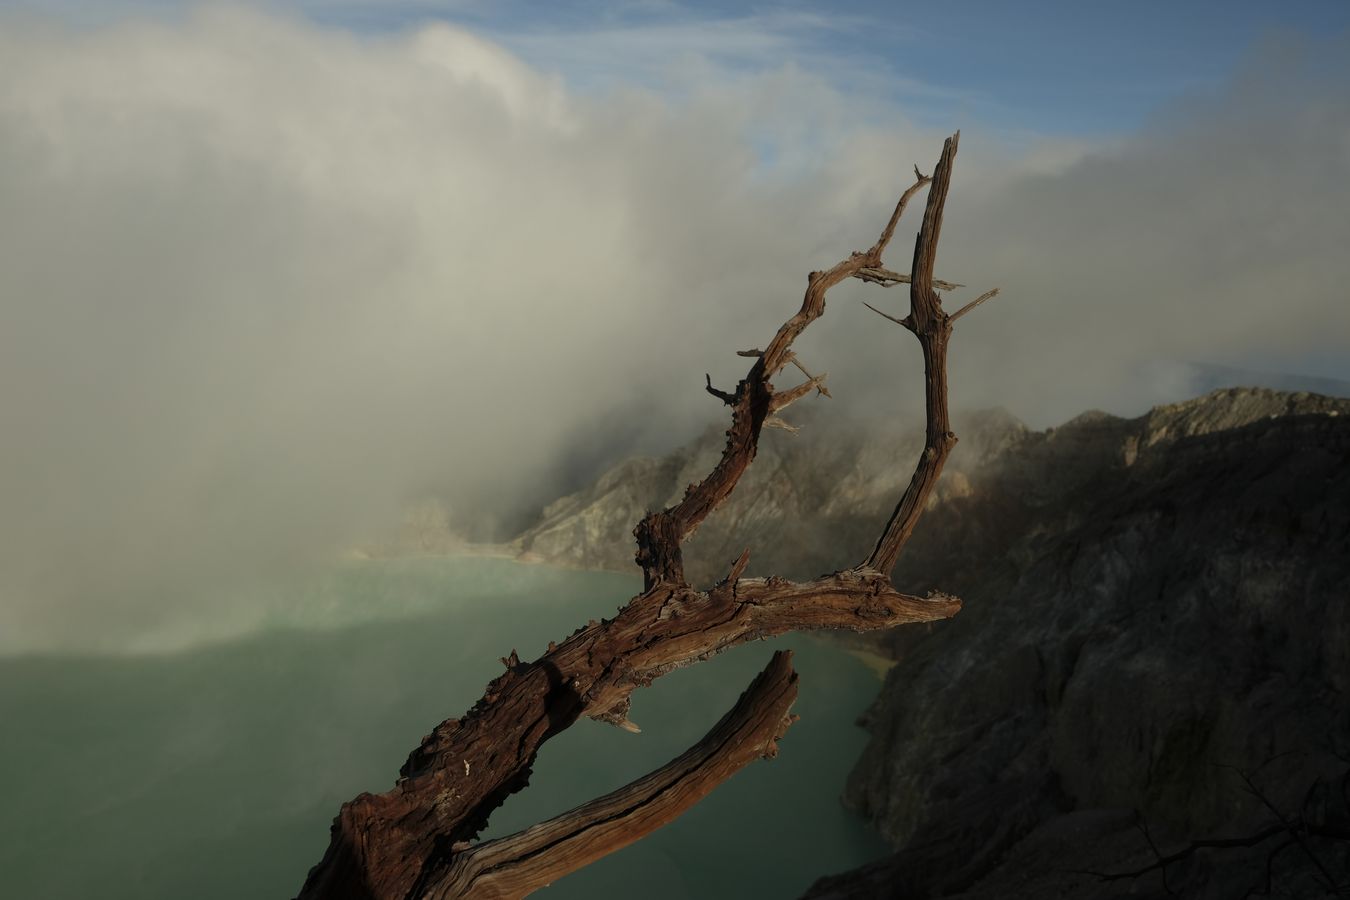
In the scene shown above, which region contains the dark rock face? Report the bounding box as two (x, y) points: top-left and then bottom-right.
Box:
(512, 387), (1350, 897)
(808, 388), (1350, 898)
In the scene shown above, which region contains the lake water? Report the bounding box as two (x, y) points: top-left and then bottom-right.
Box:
(0, 557), (888, 898)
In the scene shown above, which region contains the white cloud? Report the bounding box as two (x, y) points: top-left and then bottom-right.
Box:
(0, 6), (933, 651)
(0, 7), (1345, 651)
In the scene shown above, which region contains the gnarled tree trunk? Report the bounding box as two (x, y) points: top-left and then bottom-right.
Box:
(298, 132), (998, 900)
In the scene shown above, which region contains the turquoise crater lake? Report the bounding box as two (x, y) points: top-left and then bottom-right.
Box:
(0, 557), (888, 898)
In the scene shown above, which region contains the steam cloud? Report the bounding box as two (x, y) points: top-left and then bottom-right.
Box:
(1, 9), (1346, 651)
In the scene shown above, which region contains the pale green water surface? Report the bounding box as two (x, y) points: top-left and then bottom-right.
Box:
(0, 557), (886, 898)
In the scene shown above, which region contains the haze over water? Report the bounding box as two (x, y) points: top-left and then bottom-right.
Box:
(0, 557), (887, 899)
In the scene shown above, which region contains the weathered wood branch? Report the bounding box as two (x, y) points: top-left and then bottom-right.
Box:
(863, 132), (1001, 576)
(298, 572), (956, 899)
(704, 373), (737, 405)
(298, 133), (993, 899)
(420, 651), (800, 900)
(633, 149), (936, 591)
(771, 373), (829, 413)
(786, 354), (832, 398)
(951, 286), (1001, 322)
(855, 266), (963, 292)
(861, 299), (910, 329)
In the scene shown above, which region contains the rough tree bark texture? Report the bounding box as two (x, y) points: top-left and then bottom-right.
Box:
(297, 133), (997, 900)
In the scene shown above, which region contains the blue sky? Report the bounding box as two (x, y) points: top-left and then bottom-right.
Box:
(7, 0), (1349, 135)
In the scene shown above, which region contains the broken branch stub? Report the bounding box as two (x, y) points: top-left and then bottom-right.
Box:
(297, 133), (996, 900)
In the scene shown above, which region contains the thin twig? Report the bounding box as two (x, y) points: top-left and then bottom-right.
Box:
(867, 172), (933, 259)
(862, 300), (912, 329)
(855, 265), (963, 292)
(705, 373), (736, 405)
(787, 354), (832, 398)
(771, 374), (829, 413)
(950, 287), (1001, 322)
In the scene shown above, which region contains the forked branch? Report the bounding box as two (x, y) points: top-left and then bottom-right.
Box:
(421, 651), (799, 900)
(297, 133), (996, 900)
(634, 145), (936, 589)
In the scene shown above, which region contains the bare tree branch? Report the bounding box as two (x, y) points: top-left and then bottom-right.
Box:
(787, 354), (832, 398)
(951, 287), (1001, 322)
(861, 299), (912, 330)
(705, 373), (736, 405)
(297, 134), (986, 900)
(863, 132), (1002, 576)
(420, 651), (799, 900)
(771, 374), (829, 413)
(297, 572), (957, 899)
(854, 266), (963, 292)
(633, 152), (939, 590)
(867, 171), (933, 261)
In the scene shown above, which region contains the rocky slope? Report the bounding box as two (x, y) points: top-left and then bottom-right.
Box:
(512, 404), (1029, 585)
(512, 387), (1350, 898)
(805, 388), (1350, 898)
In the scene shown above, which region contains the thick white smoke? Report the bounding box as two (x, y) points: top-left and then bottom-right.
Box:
(0, 9), (1345, 651)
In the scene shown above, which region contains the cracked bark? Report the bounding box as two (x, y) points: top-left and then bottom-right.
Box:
(297, 132), (997, 900)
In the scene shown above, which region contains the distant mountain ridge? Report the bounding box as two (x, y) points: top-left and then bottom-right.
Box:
(1177, 360), (1350, 400)
(509, 387), (1346, 583)
(510, 403), (1030, 583)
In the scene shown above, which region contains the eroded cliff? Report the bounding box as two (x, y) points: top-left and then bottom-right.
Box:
(810, 388), (1350, 898)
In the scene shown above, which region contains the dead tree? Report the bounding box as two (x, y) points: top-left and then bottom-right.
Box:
(297, 132), (998, 900)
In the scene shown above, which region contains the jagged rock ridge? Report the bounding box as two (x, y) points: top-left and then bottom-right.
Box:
(805, 387), (1350, 898)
